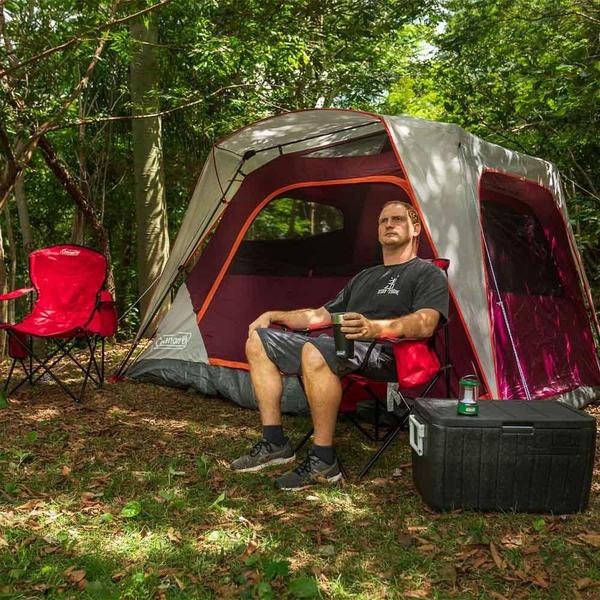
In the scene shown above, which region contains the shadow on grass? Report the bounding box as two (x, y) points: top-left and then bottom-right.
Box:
(1, 348), (599, 599)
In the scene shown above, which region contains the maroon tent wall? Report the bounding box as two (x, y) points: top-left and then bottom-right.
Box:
(480, 171), (600, 398)
(181, 140), (481, 397)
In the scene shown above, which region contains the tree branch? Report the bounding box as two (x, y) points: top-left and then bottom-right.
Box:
(37, 136), (115, 293)
(0, 1), (120, 209)
(46, 83), (257, 131)
(0, 0), (174, 79)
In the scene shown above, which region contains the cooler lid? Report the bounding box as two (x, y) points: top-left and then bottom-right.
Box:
(414, 399), (596, 429)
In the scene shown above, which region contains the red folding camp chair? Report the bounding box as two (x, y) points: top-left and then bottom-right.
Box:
(0, 245), (117, 402)
(293, 258), (454, 479)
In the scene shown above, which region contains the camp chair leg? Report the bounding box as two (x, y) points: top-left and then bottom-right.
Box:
(342, 412), (377, 442)
(76, 338), (97, 403)
(83, 336), (102, 386)
(28, 338), (34, 384)
(294, 428), (313, 455)
(100, 337), (105, 386)
(358, 422), (405, 480)
(7, 338), (83, 403)
(53, 339), (101, 388)
(3, 358), (18, 392)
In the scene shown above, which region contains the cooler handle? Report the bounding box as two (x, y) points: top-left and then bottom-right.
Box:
(409, 414), (425, 456)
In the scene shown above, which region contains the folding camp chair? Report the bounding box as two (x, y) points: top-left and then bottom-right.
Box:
(0, 245), (117, 403)
(293, 258), (454, 479)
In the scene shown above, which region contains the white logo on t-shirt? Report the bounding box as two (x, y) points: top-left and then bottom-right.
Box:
(377, 277), (400, 296)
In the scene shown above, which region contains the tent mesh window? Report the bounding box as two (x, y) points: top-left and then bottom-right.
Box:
(481, 199), (564, 297)
(231, 198), (349, 276)
(246, 198), (343, 240)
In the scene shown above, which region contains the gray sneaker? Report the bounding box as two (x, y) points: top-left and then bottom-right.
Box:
(275, 452), (342, 491)
(231, 438), (295, 473)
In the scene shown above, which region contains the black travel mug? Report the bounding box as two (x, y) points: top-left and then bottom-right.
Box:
(332, 313), (354, 359)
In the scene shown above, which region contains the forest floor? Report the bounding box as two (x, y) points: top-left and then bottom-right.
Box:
(0, 343), (599, 599)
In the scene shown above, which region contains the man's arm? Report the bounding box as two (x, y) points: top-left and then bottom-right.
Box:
(340, 308), (440, 340)
(248, 306), (332, 335)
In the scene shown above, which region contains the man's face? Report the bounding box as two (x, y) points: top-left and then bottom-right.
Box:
(377, 204), (420, 248)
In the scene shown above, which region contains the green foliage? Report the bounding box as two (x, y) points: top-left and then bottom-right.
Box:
(402, 0), (600, 305)
(120, 500), (142, 518)
(0, 0), (598, 332)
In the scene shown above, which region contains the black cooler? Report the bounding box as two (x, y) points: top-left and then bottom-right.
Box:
(409, 399), (596, 513)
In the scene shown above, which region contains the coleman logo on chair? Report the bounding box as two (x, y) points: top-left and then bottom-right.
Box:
(376, 276), (400, 296)
(60, 248), (81, 256)
(154, 332), (192, 350)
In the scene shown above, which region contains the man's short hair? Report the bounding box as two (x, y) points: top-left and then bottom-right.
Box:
(381, 200), (420, 226)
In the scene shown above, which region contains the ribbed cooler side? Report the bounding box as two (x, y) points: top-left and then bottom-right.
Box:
(414, 423), (595, 513)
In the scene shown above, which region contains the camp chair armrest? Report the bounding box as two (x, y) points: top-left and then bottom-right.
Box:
(0, 287), (35, 302)
(96, 290), (116, 306)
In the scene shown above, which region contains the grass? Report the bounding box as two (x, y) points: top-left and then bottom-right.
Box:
(0, 344), (599, 599)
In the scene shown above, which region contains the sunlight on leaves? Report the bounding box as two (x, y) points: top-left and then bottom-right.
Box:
(288, 576), (320, 599)
(121, 500), (142, 518)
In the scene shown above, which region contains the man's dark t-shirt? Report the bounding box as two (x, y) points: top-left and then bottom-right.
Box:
(324, 257), (449, 325)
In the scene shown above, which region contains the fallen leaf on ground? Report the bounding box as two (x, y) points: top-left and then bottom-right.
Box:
(532, 574), (549, 588)
(17, 499), (43, 511)
(404, 589), (429, 598)
(576, 578), (600, 591)
(578, 533), (600, 548)
(166, 528), (182, 543)
(174, 576), (185, 590)
(157, 567), (181, 577)
(240, 538), (259, 559)
(64, 568), (86, 586)
(61, 465), (72, 476)
(490, 542), (507, 569)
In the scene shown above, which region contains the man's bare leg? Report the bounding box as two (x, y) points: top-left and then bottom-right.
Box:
(245, 330), (284, 426)
(231, 331), (294, 472)
(300, 342), (343, 446)
(274, 342), (343, 489)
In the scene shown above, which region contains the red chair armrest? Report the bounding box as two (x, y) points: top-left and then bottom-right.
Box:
(0, 287), (34, 301)
(97, 290), (115, 305)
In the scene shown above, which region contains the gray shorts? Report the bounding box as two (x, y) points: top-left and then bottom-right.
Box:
(255, 328), (397, 380)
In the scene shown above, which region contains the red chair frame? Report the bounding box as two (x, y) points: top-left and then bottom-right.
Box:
(0, 245), (117, 402)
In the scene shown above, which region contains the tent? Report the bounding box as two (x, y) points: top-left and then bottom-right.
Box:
(122, 109), (600, 412)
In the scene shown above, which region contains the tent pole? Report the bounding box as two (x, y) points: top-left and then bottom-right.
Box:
(118, 118), (382, 379)
(115, 156), (248, 378)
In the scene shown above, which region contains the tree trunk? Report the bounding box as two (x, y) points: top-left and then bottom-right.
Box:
(3, 203), (16, 323)
(37, 136), (116, 294)
(72, 107), (89, 245)
(0, 213), (7, 357)
(130, 12), (170, 326)
(14, 167), (34, 253)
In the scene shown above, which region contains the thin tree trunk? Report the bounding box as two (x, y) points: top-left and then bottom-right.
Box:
(3, 203), (16, 323)
(37, 136), (116, 294)
(72, 101), (89, 245)
(14, 170), (33, 252)
(0, 213), (7, 357)
(130, 11), (170, 325)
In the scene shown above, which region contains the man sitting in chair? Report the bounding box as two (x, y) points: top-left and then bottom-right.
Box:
(231, 200), (449, 490)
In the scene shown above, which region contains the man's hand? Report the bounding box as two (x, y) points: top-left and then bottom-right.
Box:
(340, 312), (379, 340)
(248, 311), (272, 336)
